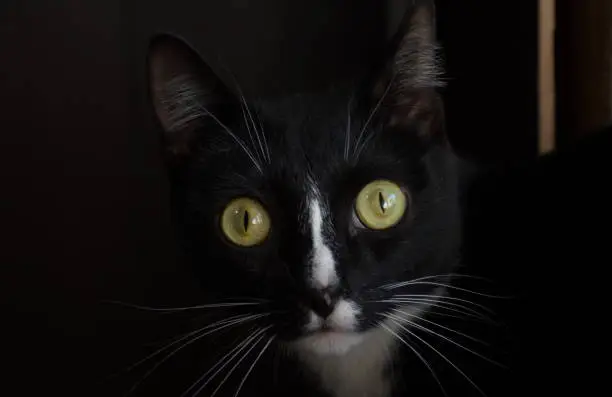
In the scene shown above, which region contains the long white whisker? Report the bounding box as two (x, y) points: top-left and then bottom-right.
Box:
(247, 102), (267, 164)
(180, 327), (265, 397)
(372, 299), (492, 323)
(239, 94), (267, 164)
(119, 314), (253, 375)
(204, 66), (263, 170)
(344, 96), (352, 161)
(379, 322), (447, 397)
(207, 327), (272, 397)
(105, 301), (264, 312)
(229, 71), (268, 165)
(424, 310), (470, 321)
(255, 109), (271, 163)
(387, 312), (503, 367)
(353, 127), (377, 163)
(199, 106), (263, 174)
(352, 75), (396, 160)
(387, 298), (495, 323)
(394, 294), (495, 314)
(386, 316), (488, 396)
(233, 335), (275, 397)
(390, 308), (489, 346)
(124, 314), (267, 396)
(241, 103), (262, 164)
(379, 272), (478, 289)
(385, 281), (509, 299)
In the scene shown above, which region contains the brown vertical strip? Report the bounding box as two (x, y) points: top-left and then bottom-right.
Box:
(539, 0), (556, 154)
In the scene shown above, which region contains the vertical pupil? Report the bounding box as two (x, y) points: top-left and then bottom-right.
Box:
(378, 191), (386, 213)
(243, 209), (249, 232)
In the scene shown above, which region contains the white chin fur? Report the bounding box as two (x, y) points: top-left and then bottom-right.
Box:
(296, 298), (363, 355)
(296, 332), (366, 356)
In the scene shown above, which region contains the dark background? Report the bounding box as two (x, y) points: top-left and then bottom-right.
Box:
(2, 0), (553, 395)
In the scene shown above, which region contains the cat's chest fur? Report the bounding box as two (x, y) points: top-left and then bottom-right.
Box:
(299, 327), (395, 397)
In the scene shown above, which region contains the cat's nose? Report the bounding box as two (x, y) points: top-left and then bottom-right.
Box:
(307, 287), (339, 318)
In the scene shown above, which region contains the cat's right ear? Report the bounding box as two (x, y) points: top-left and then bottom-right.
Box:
(148, 34), (233, 156)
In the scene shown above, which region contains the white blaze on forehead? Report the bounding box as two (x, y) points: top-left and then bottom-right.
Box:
(307, 182), (338, 289)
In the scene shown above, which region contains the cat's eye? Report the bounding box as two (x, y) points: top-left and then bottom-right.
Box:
(355, 180), (407, 230)
(221, 198), (270, 246)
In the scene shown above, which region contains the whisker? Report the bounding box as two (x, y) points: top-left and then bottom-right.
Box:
(227, 68), (268, 165)
(373, 299), (494, 323)
(390, 308), (489, 346)
(118, 314), (254, 376)
(233, 335), (275, 397)
(387, 312), (504, 367)
(181, 327), (267, 397)
(379, 272), (488, 289)
(200, 106), (263, 174)
(352, 74), (396, 161)
(379, 322), (448, 397)
(255, 108), (271, 163)
(423, 310), (470, 321)
(385, 281), (511, 299)
(124, 313), (267, 396)
(394, 294), (495, 314)
(382, 298), (491, 320)
(103, 300), (264, 312)
(344, 95), (353, 161)
(206, 328), (271, 397)
(241, 103), (262, 165)
(214, 62), (267, 168)
(386, 316), (488, 397)
(239, 93), (268, 164)
(161, 75), (261, 172)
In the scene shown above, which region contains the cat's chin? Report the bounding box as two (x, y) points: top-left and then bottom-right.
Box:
(294, 331), (366, 356)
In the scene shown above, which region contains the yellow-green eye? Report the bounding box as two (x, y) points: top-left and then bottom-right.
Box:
(355, 180), (407, 230)
(221, 198), (270, 246)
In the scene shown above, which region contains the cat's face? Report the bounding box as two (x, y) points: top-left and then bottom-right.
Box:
(148, 5), (459, 358)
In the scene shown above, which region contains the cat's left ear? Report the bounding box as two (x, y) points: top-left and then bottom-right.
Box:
(371, 1), (445, 140)
(148, 34), (235, 156)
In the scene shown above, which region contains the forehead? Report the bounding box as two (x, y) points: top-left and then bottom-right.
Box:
(191, 92), (424, 204)
(215, 96), (353, 181)
(257, 93), (350, 146)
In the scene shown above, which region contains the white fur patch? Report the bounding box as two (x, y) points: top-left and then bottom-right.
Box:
(298, 180), (395, 396)
(294, 293), (446, 396)
(298, 331), (365, 356)
(307, 183), (338, 290)
(300, 299), (361, 355)
(326, 300), (360, 332)
(297, 326), (396, 397)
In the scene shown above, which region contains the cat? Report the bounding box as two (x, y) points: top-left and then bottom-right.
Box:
(143, 2), (468, 397)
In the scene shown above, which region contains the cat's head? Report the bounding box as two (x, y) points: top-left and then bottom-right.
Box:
(147, 3), (459, 357)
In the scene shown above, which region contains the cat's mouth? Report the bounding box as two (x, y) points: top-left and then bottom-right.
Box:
(295, 329), (365, 356)
(306, 325), (353, 336)
(292, 298), (365, 355)
(305, 316), (354, 334)
(303, 299), (360, 333)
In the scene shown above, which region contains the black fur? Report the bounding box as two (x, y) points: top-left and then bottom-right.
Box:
(140, 3), (465, 397)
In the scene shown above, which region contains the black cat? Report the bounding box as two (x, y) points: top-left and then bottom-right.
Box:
(139, 2), (484, 397)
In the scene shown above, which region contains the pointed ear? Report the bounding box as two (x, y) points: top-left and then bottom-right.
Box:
(148, 34), (233, 156)
(372, 1), (445, 139)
